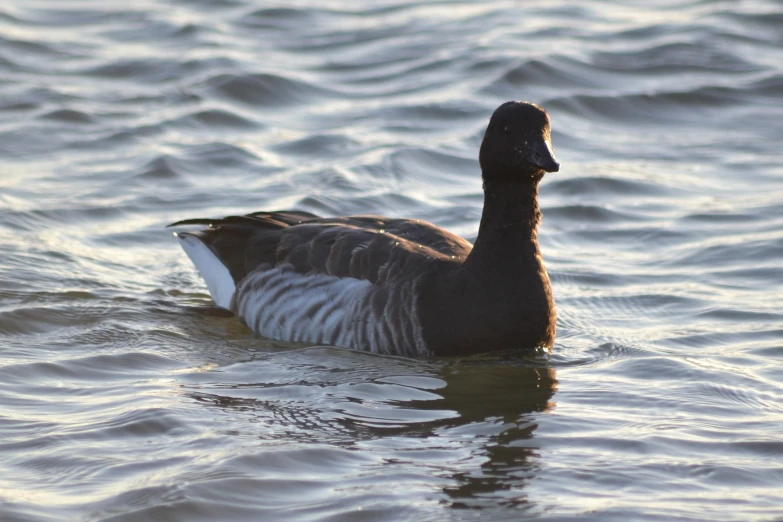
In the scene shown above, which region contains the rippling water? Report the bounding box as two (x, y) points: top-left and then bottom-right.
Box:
(1, 0), (782, 520)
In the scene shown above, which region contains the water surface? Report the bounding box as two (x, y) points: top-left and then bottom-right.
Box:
(1, 0), (782, 520)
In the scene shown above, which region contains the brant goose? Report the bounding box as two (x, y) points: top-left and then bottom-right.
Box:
(170, 101), (560, 357)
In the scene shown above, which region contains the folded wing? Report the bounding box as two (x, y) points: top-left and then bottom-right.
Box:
(170, 210), (473, 356)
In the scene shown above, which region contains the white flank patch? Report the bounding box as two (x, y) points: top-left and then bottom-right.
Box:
(234, 266), (376, 350)
(177, 233), (235, 309)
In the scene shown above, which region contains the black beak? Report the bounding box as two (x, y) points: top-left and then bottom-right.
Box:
(528, 138), (560, 173)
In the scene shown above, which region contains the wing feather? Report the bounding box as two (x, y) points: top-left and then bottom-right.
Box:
(169, 210), (471, 286)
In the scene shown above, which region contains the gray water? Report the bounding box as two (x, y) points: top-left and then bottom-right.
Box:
(1, 1), (782, 520)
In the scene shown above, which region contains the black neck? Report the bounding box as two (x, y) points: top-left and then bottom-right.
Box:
(463, 177), (542, 272)
(419, 172), (556, 355)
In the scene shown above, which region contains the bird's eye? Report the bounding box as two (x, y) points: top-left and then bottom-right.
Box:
(504, 126), (512, 136)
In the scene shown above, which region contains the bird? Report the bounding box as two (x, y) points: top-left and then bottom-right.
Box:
(170, 101), (560, 357)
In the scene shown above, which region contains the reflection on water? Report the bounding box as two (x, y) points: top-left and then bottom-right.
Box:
(183, 349), (557, 510)
(432, 361), (557, 508)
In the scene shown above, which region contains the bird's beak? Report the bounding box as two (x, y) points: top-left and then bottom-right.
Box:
(528, 138), (560, 173)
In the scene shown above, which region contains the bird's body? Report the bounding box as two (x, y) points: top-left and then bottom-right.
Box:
(171, 101), (560, 357)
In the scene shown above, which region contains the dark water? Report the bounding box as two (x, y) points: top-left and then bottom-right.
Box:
(1, 0), (782, 520)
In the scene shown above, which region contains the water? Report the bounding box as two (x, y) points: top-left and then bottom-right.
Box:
(1, 0), (782, 520)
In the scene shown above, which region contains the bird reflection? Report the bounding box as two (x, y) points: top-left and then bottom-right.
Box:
(407, 355), (557, 508)
(185, 347), (557, 509)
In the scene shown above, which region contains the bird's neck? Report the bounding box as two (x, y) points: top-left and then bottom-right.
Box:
(463, 178), (542, 272)
(419, 175), (556, 355)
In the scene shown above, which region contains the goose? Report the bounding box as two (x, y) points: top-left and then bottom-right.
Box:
(170, 101), (560, 357)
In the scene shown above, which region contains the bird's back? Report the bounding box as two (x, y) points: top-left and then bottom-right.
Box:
(171, 211), (471, 356)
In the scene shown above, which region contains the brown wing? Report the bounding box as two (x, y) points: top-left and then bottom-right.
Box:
(305, 215), (473, 258)
(168, 210), (472, 285)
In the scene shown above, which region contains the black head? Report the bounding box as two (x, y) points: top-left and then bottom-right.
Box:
(479, 101), (560, 182)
